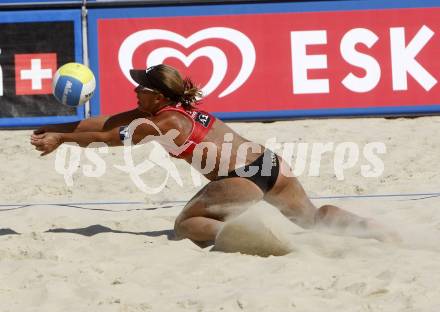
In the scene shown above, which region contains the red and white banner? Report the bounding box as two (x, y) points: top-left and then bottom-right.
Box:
(97, 7), (440, 116)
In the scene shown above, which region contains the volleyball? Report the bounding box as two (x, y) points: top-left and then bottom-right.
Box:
(52, 62), (96, 107)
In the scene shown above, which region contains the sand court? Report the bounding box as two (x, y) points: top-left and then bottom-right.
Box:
(2, 117), (440, 311)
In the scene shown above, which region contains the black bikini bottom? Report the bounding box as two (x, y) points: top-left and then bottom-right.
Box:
(215, 149), (280, 193)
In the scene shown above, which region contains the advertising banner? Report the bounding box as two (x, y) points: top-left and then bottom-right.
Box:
(89, 1), (440, 120)
(0, 10), (83, 127)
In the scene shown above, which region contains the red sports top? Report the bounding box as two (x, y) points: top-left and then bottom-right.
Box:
(155, 104), (216, 158)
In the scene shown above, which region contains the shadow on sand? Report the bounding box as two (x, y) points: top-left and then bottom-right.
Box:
(45, 224), (176, 239)
(0, 228), (20, 236)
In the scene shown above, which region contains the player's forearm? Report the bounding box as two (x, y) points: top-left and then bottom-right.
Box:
(41, 121), (80, 133)
(40, 116), (109, 133)
(73, 116), (110, 132)
(60, 129), (120, 147)
(45, 109), (146, 133)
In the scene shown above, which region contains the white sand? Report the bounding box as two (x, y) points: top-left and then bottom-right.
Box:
(1, 116), (440, 311)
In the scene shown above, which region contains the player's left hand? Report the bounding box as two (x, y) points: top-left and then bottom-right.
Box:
(31, 132), (63, 156)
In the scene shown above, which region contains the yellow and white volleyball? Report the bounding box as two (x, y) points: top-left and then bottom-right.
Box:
(52, 62), (96, 107)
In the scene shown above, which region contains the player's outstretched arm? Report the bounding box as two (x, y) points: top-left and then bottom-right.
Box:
(33, 109), (147, 134)
(31, 116), (165, 156)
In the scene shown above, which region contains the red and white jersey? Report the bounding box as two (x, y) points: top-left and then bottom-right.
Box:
(155, 104), (216, 158)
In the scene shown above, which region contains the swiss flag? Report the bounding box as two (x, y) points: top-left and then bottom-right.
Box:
(15, 53), (57, 95)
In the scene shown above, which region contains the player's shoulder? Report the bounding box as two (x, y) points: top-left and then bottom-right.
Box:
(153, 110), (192, 132)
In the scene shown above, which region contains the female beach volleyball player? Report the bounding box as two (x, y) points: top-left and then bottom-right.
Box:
(31, 64), (397, 245)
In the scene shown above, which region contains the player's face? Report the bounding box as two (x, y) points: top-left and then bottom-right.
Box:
(134, 85), (161, 113)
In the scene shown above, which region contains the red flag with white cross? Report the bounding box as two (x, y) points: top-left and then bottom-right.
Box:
(14, 53), (57, 95)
